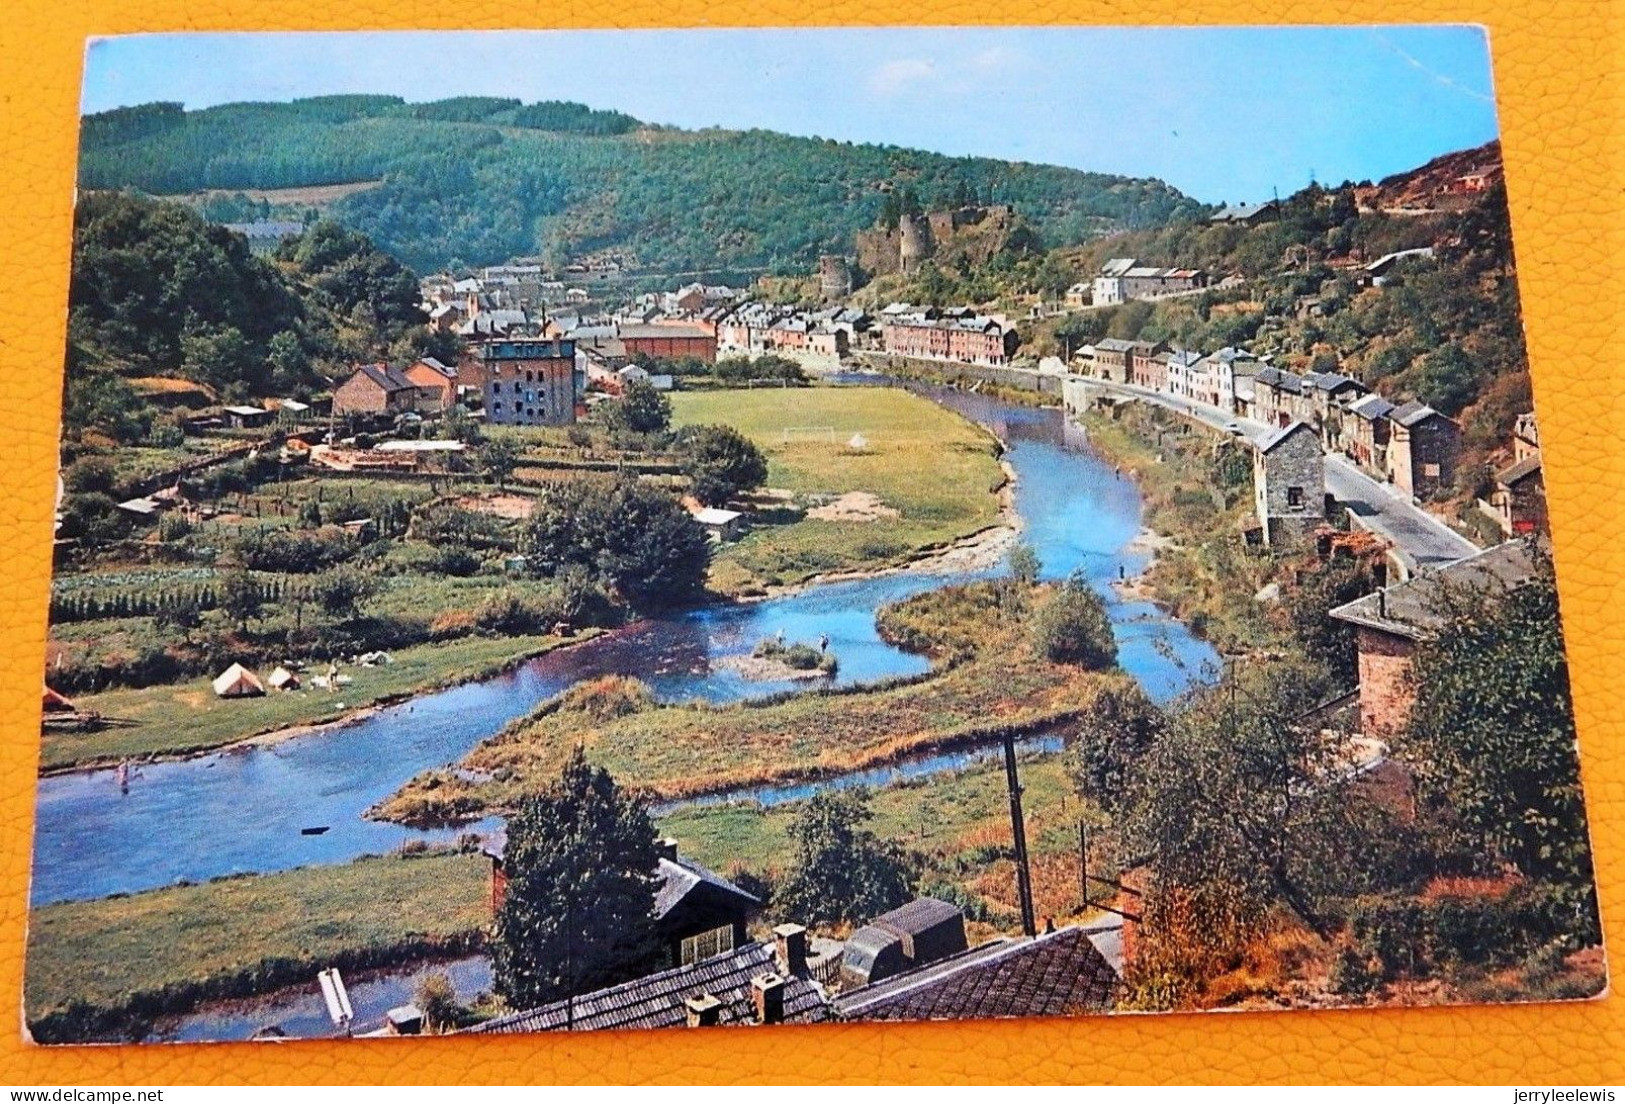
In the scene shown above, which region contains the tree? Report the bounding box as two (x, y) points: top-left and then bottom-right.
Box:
(1009, 543), (1041, 586)
(480, 438), (521, 489)
(1032, 573), (1117, 669)
(611, 380), (671, 435)
(522, 476), (711, 611)
(219, 569), (264, 633)
(679, 424), (768, 507)
(1402, 547), (1595, 894)
(775, 789), (913, 927)
(1123, 660), (1391, 944)
(413, 972), (463, 1035)
(1066, 682), (1163, 818)
(311, 568), (376, 622)
(491, 749), (663, 1010)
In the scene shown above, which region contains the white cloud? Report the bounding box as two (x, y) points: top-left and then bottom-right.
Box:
(866, 45), (1023, 99)
(868, 58), (936, 96)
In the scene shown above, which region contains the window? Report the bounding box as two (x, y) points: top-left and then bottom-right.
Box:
(1287, 486), (1304, 509)
(1422, 462), (1440, 478)
(680, 924), (735, 966)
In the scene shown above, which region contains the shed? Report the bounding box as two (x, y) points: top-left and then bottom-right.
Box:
(223, 405), (275, 430)
(42, 686), (77, 714)
(212, 663), (266, 699)
(386, 1004), (425, 1036)
(266, 666), (301, 691)
(691, 507), (746, 542)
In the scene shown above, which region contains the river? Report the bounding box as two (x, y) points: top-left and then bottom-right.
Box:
(29, 383), (1218, 907)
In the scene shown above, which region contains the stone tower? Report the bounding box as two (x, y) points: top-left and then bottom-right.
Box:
(898, 213), (930, 275)
(819, 254), (853, 300)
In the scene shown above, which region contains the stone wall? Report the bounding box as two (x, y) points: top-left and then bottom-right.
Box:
(1355, 625), (1417, 738)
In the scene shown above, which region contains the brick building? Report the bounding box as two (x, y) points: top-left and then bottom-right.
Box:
(332, 363), (435, 418)
(619, 323), (717, 364)
(479, 337), (579, 427)
(1329, 540), (1542, 737)
(880, 314), (1019, 366)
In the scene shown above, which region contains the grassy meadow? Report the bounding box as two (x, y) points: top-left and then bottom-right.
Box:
(374, 581), (1128, 826)
(25, 849), (489, 1040)
(42, 632), (580, 771)
(669, 387), (1007, 594)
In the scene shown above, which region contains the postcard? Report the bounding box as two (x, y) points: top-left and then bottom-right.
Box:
(27, 25), (1604, 1044)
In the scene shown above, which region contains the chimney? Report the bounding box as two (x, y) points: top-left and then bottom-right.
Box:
(773, 923), (808, 977)
(655, 838), (679, 863)
(751, 973), (786, 1025)
(684, 993), (722, 1028)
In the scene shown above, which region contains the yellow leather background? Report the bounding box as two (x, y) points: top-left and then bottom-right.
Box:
(0, 1), (1619, 1085)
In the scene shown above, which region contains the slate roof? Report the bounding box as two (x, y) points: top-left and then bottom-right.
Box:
(835, 927), (1119, 1023)
(1258, 421), (1318, 454)
(1093, 338), (1136, 353)
(1328, 538), (1543, 640)
(465, 941), (829, 1034)
(1099, 258), (1136, 276)
(1209, 201), (1278, 223)
(1496, 454), (1543, 486)
(1388, 400), (1441, 428)
(354, 363), (418, 393)
(1348, 393), (1396, 421)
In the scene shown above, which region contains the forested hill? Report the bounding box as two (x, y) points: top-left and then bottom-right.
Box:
(78, 97), (1205, 274)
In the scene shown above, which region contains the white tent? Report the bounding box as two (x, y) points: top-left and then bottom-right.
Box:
(212, 663), (266, 699)
(848, 433), (869, 451)
(266, 666), (301, 691)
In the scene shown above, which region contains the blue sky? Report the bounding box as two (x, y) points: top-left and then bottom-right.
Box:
(80, 26), (1500, 204)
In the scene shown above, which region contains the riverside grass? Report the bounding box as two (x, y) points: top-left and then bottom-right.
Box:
(374, 581), (1128, 827)
(41, 632), (586, 772)
(24, 849), (489, 1040)
(668, 386), (1007, 596)
(27, 750), (1095, 1039)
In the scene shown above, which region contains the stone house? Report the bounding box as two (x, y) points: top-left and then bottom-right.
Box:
(402, 357), (458, 411)
(1492, 454), (1546, 536)
(1385, 401), (1460, 498)
(1343, 393), (1395, 475)
(1252, 421), (1325, 546)
(1128, 341), (1171, 390)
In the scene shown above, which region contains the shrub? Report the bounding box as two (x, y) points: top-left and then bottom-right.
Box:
(1032, 573), (1117, 668)
(557, 675), (655, 720)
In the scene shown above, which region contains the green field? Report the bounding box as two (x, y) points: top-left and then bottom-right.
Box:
(25, 850), (489, 1040)
(42, 632), (580, 771)
(375, 581), (1126, 827)
(28, 753), (1099, 1038)
(669, 387), (1007, 595)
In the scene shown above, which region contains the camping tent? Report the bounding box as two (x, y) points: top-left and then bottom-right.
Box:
(212, 663), (266, 699)
(266, 666), (301, 691)
(42, 686), (76, 713)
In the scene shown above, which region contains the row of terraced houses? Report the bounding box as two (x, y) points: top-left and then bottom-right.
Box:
(1074, 338), (1462, 500)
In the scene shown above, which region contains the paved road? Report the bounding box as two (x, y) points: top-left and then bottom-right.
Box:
(1068, 377), (1480, 573)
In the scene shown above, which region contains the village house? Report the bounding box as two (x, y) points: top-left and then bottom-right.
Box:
(481, 835), (761, 970)
(880, 312), (1019, 366)
(1385, 400), (1460, 498)
(1513, 410), (1540, 462)
(1253, 421), (1325, 546)
(480, 337), (579, 427)
(1343, 393), (1395, 474)
(1128, 341), (1172, 391)
(1206, 347), (1262, 415)
(1087, 338), (1136, 384)
(1250, 366), (1309, 429)
(401, 357), (459, 411)
(1164, 349), (1204, 402)
(1328, 539), (1541, 737)
(332, 363), (436, 418)
(1064, 282), (1091, 308)
(1207, 200), (1279, 225)
(1491, 454), (1546, 537)
(1092, 258), (1207, 305)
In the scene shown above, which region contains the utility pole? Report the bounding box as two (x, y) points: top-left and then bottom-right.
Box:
(1002, 730), (1037, 937)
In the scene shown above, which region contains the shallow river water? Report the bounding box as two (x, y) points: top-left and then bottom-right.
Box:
(30, 383), (1218, 907)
